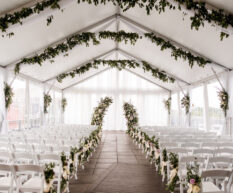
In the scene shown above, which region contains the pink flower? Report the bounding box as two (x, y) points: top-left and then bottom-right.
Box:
(190, 179), (195, 184)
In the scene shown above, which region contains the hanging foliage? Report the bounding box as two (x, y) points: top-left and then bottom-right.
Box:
(145, 33), (210, 68)
(91, 97), (113, 128)
(163, 97), (171, 115)
(14, 31), (209, 74)
(61, 98), (67, 112)
(14, 32), (100, 74)
(99, 30), (141, 44)
(4, 82), (14, 110)
(56, 59), (175, 84)
(217, 89), (229, 117)
(166, 153), (179, 192)
(44, 93), (52, 114)
(123, 102), (139, 131)
(1, 0), (232, 40)
(181, 94), (190, 115)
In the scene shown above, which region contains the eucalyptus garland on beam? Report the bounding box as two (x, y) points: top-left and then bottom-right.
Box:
(14, 31), (209, 74)
(4, 82), (14, 110)
(91, 97), (113, 128)
(56, 60), (175, 84)
(14, 32), (100, 74)
(181, 94), (190, 115)
(145, 33), (210, 68)
(1, 0), (233, 40)
(44, 93), (52, 114)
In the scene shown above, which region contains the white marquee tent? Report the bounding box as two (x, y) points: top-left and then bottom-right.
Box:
(0, 0), (233, 133)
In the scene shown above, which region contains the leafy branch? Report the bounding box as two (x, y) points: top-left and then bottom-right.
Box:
(56, 59), (175, 84)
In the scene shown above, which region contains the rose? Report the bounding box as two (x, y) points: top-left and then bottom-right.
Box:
(190, 179), (196, 184)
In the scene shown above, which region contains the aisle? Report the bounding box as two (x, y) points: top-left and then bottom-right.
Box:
(70, 131), (169, 193)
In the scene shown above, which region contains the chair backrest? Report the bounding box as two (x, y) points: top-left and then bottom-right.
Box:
(207, 156), (233, 169)
(181, 143), (200, 149)
(13, 164), (43, 173)
(0, 151), (13, 163)
(13, 152), (36, 164)
(215, 148), (233, 157)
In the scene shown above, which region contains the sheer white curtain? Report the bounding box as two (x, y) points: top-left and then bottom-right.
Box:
(64, 69), (169, 130)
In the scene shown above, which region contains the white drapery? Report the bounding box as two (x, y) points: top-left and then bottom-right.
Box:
(64, 69), (169, 130)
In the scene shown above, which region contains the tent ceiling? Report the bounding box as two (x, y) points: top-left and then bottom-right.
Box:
(0, 0), (232, 91)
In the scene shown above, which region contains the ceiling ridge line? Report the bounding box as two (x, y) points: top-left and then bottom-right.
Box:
(118, 14), (231, 71)
(118, 48), (190, 86)
(43, 48), (116, 83)
(6, 14), (117, 69)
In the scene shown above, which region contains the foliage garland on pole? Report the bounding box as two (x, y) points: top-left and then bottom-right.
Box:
(1, 0), (232, 40)
(61, 98), (67, 112)
(123, 102), (139, 131)
(217, 89), (229, 117)
(4, 82), (14, 110)
(44, 93), (52, 114)
(91, 97), (113, 128)
(14, 31), (210, 74)
(181, 94), (190, 115)
(163, 97), (171, 115)
(56, 59), (175, 84)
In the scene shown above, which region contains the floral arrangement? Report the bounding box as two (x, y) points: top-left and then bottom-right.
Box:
(163, 97), (171, 115)
(181, 94), (190, 115)
(60, 152), (69, 192)
(123, 102), (139, 131)
(217, 89), (229, 117)
(61, 98), (67, 112)
(91, 97), (113, 128)
(44, 93), (52, 114)
(186, 159), (201, 193)
(166, 153), (179, 192)
(4, 82), (14, 110)
(161, 148), (168, 178)
(44, 163), (55, 193)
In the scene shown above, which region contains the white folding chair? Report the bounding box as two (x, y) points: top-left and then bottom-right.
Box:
(37, 154), (62, 193)
(0, 164), (14, 193)
(201, 169), (233, 193)
(13, 164), (44, 193)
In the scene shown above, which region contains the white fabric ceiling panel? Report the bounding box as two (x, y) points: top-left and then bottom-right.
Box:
(121, 6), (233, 69)
(0, 2), (117, 66)
(0, 0), (33, 14)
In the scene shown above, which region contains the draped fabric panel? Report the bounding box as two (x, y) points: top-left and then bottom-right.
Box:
(64, 69), (169, 130)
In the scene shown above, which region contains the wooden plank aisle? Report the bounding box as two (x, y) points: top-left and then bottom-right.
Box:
(69, 130), (170, 193)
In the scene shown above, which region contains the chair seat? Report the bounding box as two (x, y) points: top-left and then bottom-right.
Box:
(20, 177), (43, 192)
(0, 177), (12, 189)
(202, 181), (222, 193)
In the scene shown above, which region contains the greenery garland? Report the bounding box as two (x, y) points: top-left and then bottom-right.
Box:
(217, 89), (229, 117)
(163, 97), (171, 115)
(14, 32), (99, 74)
(1, 0), (232, 40)
(91, 97), (113, 128)
(123, 102), (139, 131)
(186, 158), (201, 193)
(4, 82), (14, 110)
(56, 59), (175, 84)
(44, 163), (55, 193)
(61, 98), (67, 112)
(181, 94), (190, 115)
(44, 93), (52, 114)
(161, 148), (168, 178)
(14, 31), (209, 74)
(145, 33), (210, 68)
(166, 152), (179, 192)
